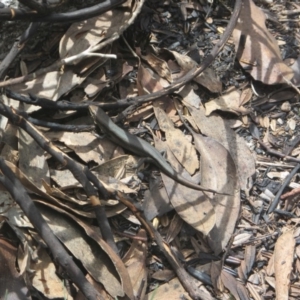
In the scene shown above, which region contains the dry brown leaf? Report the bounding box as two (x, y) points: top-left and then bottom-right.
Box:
(221, 270), (250, 299)
(18, 129), (50, 192)
(60, 7), (132, 58)
(165, 214), (183, 243)
(151, 269), (175, 281)
(188, 105), (255, 193)
(169, 49), (222, 92)
(232, 0), (294, 84)
(75, 274), (113, 300)
(205, 89), (252, 116)
(190, 132), (240, 254)
(274, 229), (295, 300)
(178, 83), (201, 108)
(142, 176), (172, 221)
(19, 246), (69, 299)
(123, 229), (148, 299)
(137, 64), (166, 95)
(37, 203), (134, 299)
(153, 102), (199, 175)
(11, 69), (82, 104)
(153, 136), (215, 235)
(136, 46), (172, 82)
(145, 277), (192, 300)
(0, 239), (29, 300)
(45, 131), (116, 165)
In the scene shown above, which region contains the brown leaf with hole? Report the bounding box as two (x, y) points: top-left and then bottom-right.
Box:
(274, 229), (295, 300)
(232, 0), (294, 84)
(189, 131), (240, 254)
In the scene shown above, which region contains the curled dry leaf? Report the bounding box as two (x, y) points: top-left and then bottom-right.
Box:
(274, 229), (295, 300)
(232, 0), (294, 84)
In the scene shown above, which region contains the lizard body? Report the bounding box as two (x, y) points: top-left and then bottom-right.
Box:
(89, 105), (219, 194)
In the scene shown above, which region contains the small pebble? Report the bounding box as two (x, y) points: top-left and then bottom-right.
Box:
(277, 118), (283, 125)
(281, 101), (291, 112)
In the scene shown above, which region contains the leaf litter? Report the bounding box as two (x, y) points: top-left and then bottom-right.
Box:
(0, 0), (300, 299)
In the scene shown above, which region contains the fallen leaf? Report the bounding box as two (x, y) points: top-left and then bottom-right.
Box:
(0, 239), (30, 300)
(37, 203), (134, 299)
(45, 131), (116, 165)
(274, 229), (295, 300)
(123, 229), (148, 299)
(232, 0), (294, 84)
(18, 129), (50, 192)
(190, 132), (240, 254)
(145, 277), (192, 300)
(153, 135), (216, 235)
(153, 102), (199, 175)
(188, 105), (255, 194)
(205, 89), (252, 116)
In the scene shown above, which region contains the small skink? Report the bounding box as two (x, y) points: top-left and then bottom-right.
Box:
(89, 105), (219, 194)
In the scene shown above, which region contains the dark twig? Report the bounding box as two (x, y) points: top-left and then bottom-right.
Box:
(16, 109), (95, 132)
(6, 90), (133, 110)
(268, 163), (300, 214)
(0, 0), (126, 22)
(0, 158), (103, 300)
(0, 102), (118, 254)
(0, 22), (40, 79)
(18, 0), (50, 14)
(257, 139), (300, 163)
